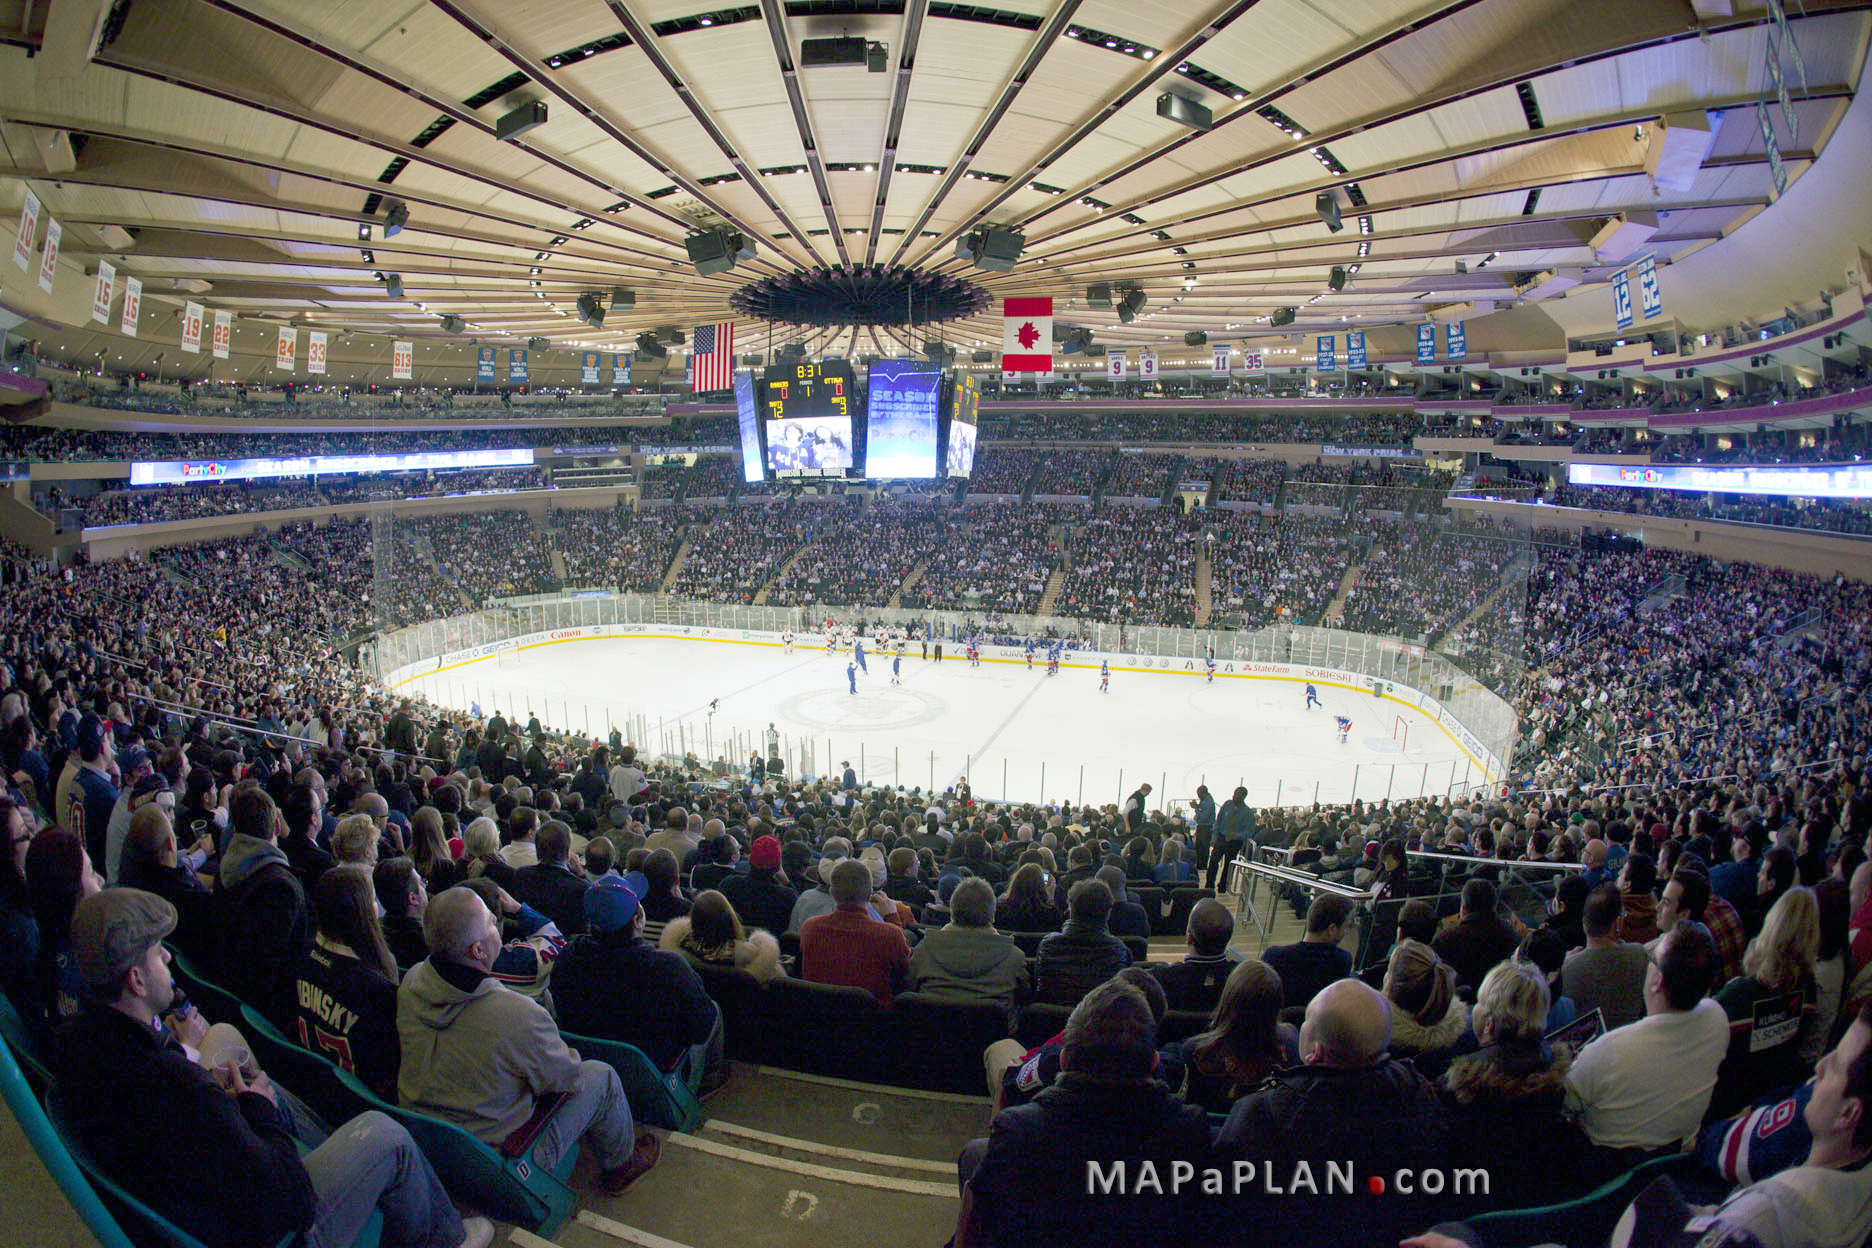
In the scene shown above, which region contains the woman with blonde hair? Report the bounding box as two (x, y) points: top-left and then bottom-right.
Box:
(408, 805), (463, 891)
(1711, 885), (1820, 1117)
(1164, 959), (1298, 1113)
(1441, 958), (1587, 1206)
(1382, 938), (1469, 1076)
(461, 814), (514, 887)
(661, 889), (784, 983)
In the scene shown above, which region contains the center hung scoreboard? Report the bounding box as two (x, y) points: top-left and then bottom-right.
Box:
(733, 357), (980, 483)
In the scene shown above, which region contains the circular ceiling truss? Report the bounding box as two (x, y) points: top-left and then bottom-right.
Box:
(0, 0), (1863, 379)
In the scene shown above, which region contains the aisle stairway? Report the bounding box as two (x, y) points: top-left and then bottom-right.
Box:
(413, 531), (473, 609)
(1034, 566), (1065, 617)
(1320, 555), (1368, 625)
(889, 553), (934, 609)
(1194, 547), (1212, 626)
(750, 542), (811, 606)
(660, 534), (697, 591)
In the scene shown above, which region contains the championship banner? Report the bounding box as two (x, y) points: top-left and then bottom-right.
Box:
(120, 276), (141, 337)
(611, 353), (631, 386)
(1107, 348), (1126, 380)
(1637, 254), (1662, 321)
(1346, 331), (1366, 369)
(1242, 350), (1265, 375)
(181, 300), (204, 353)
(1446, 321), (1466, 361)
(275, 326), (297, 372)
(37, 217), (60, 293)
(1612, 267), (1634, 330)
(475, 346), (496, 383)
(392, 340), (413, 380)
(211, 309), (231, 360)
(1415, 323), (1435, 364)
(11, 188), (37, 273)
(580, 351), (600, 385)
(307, 330), (327, 376)
(90, 260), (115, 323)
(1139, 350), (1158, 380)
(1211, 344), (1230, 376)
(1316, 334), (1335, 371)
(508, 348), (528, 384)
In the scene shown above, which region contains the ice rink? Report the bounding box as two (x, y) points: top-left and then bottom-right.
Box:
(396, 636), (1492, 809)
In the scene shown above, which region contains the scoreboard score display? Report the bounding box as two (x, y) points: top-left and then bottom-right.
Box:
(763, 360), (855, 478)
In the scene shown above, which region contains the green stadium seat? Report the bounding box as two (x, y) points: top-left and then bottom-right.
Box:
(559, 1030), (703, 1133)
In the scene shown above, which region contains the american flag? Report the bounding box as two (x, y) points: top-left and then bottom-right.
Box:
(691, 322), (734, 393)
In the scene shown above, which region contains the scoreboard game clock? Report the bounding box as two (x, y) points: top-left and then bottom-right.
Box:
(763, 360), (855, 478)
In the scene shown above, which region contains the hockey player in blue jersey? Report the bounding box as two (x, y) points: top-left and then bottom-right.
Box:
(1205, 655), (1217, 683)
(854, 637), (868, 673)
(1099, 661), (1110, 692)
(1334, 715), (1352, 744)
(1046, 650), (1059, 677)
(1025, 643), (1035, 669)
(891, 652), (902, 686)
(847, 661), (857, 695)
(1305, 683), (1322, 710)
(967, 637), (980, 666)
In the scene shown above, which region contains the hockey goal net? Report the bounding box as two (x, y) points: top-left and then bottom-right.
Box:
(495, 645), (523, 668)
(1392, 715), (1409, 752)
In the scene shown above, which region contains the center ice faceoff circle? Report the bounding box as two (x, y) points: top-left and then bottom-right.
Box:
(779, 687), (949, 733)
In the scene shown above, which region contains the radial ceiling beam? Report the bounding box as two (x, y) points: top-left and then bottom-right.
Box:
(902, 0), (1266, 270)
(884, 0), (1083, 267)
(861, 0), (930, 266)
(425, 0), (786, 275)
(756, 0), (850, 267)
(599, 0), (828, 270)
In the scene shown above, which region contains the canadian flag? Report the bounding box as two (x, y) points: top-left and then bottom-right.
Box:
(1001, 297), (1052, 372)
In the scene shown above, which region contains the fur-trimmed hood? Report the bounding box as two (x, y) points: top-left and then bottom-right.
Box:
(1443, 1040), (1572, 1105)
(660, 917), (785, 982)
(1389, 997), (1470, 1055)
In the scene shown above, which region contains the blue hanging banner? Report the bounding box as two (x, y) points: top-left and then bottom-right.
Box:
(1416, 323), (1436, 364)
(1637, 254), (1662, 321)
(1346, 332), (1366, 370)
(580, 351), (601, 385)
(1316, 335), (1336, 371)
(612, 353), (632, 386)
(476, 346), (496, 383)
(1612, 268), (1634, 330)
(1447, 321), (1466, 361)
(508, 348), (529, 383)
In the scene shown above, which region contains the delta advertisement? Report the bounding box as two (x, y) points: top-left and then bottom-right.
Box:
(129, 447), (535, 485)
(1567, 461), (1872, 500)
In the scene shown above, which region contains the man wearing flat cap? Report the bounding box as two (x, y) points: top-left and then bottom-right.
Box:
(54, 888), (493, 1248)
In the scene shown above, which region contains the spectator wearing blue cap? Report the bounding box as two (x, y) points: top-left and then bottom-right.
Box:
(551, 873), (726, 1090)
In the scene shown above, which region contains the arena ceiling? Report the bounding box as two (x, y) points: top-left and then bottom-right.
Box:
(0, 0), (1867, 379)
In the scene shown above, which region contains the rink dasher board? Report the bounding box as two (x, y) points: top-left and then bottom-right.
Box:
(381, 624), (1507, 785)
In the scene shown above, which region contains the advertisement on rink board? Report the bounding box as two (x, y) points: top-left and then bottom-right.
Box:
(381, 620), (1506, 781)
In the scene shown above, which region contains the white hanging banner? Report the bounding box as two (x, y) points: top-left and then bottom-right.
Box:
(37, 217), (60, 293)
(90, 260), (116, 323)
(12, 188), (39, 273)
(1211, 343), (1230, 376)
(120, 276), (142, 337)
(393, 340), (413, 379)
(181, 300), (204, 353)
(275, 325), (297, 372)
(1139, 350), (1158, 380)
(307, 330), (327, 376)
(1241, 350), (1265, 375)
(211, 309), (231, 360)
(1106, 348), (1126, 380)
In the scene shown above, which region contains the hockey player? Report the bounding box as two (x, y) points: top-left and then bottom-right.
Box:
(854, 636), (868, 674)
(1100, 661), (1110, 692)
(967, 637), (980, 667)
(1205, 654), (1217, 683)
(826, 629), (838, 656)
(1305, 683), (1322, 710)
(891, 652), (902, 686)
(1334, 715), (1352, 744)
(1025, 643), (1035, 669)
(847, 661), (858, 696)
(782, 630), (795, 654)
(1047, 650), (1059, 678)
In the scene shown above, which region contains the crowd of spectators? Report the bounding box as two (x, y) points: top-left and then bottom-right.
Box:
(1339, 528), (1521, 641)
(408, 512), (558, 606)
(979, 410), (1421, 446)
(1551, 485), (1872, 537)
(639, 455), (742, 502)
(965, 446), (1043, 495)
(0, 424), (642, 463)
(79, 468), (549, 526)
(667, 505), (813, 603)
(1029, 449), (1113, 496)
(1101, 453), (1182, 499)
(1054, 508), (1200, 626)
(908, 505), (1062, 616)
(1206, 512), (1366, 627)
(764, 500), (950, 610)
(548, 506), (685, 593)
